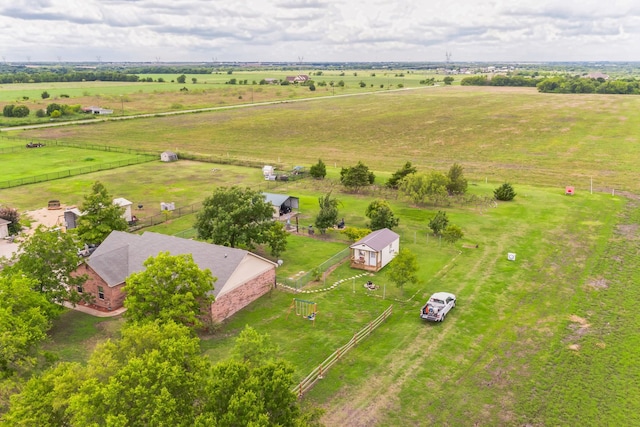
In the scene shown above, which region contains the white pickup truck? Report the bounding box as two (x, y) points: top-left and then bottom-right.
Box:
(420, 292), (456, 322)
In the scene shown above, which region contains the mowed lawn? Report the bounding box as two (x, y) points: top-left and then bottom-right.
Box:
(18, 86), (640, 193)
(0, 144), (149, 184)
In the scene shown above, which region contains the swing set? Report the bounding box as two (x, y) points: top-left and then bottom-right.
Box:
(287, 298), (318, 325)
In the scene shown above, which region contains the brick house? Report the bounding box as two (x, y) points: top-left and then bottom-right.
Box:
(76, 231), (277, 321)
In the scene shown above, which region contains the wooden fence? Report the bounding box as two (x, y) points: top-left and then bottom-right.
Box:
(292, 304), (393, 398)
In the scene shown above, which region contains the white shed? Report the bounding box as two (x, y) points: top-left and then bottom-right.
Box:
(113, 198), (133, 222)
(161, 151), (178, 162)
(0, 218), (10, 239)
(350, 228), (400, 272)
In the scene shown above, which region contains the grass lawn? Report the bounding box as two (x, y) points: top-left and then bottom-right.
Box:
(0, 144), (150, 186)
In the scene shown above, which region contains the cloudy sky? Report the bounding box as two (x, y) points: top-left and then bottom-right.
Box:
(1, 0), (639, 63)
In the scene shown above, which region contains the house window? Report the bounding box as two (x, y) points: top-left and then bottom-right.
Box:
(98, 286), (105, 300)
(76, 285), (83, 293)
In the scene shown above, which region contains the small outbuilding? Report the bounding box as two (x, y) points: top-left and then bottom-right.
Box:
(350, 228), (400, 272)
(113, 198), (133, 222)
(0, 218), (11, 239)
(160, 151), (178, 162)
(263, 193), (299, 218)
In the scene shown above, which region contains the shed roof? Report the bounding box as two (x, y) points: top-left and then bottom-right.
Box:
(113, 198), (132, 207)
(0, 218), (11, 225)
(87, 231), (276, 296)
(263, 193), (292, 207)
(350, 228), (399, 252)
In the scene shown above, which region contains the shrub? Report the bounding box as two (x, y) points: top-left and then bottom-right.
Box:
(12, 105), (30, 117)
(494, 183), (517, 201)
(46, 103), (62, 116)
(309, 84), (316, 91)
(428, 211), (449, 236)
(341, 226), (372, 242)
(50, 110), (61, 118)
(309, 159), (326, 179)
(442, 224), (464, 243)
(3, 104), (15, 117)
(41, 91), (50, 99)
(35, 109), (46, 118)
(60, 94), (70, 98)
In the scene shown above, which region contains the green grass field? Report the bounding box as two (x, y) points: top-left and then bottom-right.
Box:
(2, 83), (640, 425)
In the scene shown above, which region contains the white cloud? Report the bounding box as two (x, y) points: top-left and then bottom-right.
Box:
(0, 0), (638, 62)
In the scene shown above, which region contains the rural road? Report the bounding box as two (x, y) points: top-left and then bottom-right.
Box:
(0, 86), (436, 133)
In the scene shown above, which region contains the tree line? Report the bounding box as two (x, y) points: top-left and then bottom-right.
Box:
(460, 74), (640, 94)
(0, 70), (140, 84)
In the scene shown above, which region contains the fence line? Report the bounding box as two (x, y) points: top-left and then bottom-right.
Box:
(277, 247), (351, 290)
(0, 155), (156, 189)
(292, 305), (393, 398)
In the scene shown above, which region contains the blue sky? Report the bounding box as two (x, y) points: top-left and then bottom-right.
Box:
(1, 0), (638, 63)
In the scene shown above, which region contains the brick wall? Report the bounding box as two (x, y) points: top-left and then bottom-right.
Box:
(73, 264), (126, 310)
(210, 268), (276, 322)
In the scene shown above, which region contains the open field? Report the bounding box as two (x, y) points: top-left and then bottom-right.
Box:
(0, 69), (445, 126)
(14, 86), (640, 193)
(3, 84), (640, 425)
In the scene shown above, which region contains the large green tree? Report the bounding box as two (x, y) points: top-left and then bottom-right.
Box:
(365, 199), (399, 230)
(6, 226), (88, 306)
(0, 274), (52, 376)
(5, 322), (320, 426)
(124, 252), (216, 328)
(428, 211), (449, 236)
(314, 190), (340, 234)
(75, 181), (128, 245)
(340, 161), (375, 192)
(386, 248), (419, 289)
(195, 187), (287, 255)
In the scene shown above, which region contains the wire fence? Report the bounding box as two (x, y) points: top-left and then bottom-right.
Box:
(277, 247), (351, 290)
(292, 304), (393, 398)
(0, 155), (156, 189)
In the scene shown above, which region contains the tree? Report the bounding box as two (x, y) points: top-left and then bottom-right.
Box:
(0, 206), (20, 234)
(67, 321), (210, 427)
(195, 187), (287, 254)
(340, 161), (375, 192)
(35, 108), (46, 117)
(386, 161), (417, 189)
(365, 199), (399, 230)
(124, 252), (216, 328)
(2, 104), (14, 117)
(314, 190), (339, 234)
(309, 83), (316, 91)
(0, 274), (51, 376)
(446, 163), (467, 195)
(41, 90), (50, 99)
(232, 326), (277, 368)
(442, 224), (464, 244)
(309, 159), (327, 179)
(5, 226), (87, 306)
(176, 74), (187, 84)
(75, 181), (128, 245)
(386, 248), (419, 289)
(443, 76), (454, 85)
(45, 103), (62, 116)
(399, 172), (450, 205)
(11, 105), (29, 117)
(494, 183), (517, 201)
(263, 221), (288, 257)
(428, 211), (449, 236)
(191, 77), (197, 84)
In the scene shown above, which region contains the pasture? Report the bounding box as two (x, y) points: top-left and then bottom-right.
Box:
(2, 83), (640, 425)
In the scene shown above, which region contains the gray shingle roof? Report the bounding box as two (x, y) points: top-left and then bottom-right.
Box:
(350, 228), (399, 252)
(87, 231), (271, 296)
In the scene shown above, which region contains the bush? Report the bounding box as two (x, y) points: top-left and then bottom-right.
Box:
(309, 159), (326, 179)
(50, 110), (61, 118)
(41, 91), (50, 99)
(35, 109), (46, 118)
(12, 105), (30, 117)
(428, 211), (449, 236)
(46, 103), (62, 116)
(341, 226), (372, 242)
(309, 84), (316, 91)
(494, 183), (517, 201)
(442, 224), (464, 243)
(3, 104), (15, 117)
